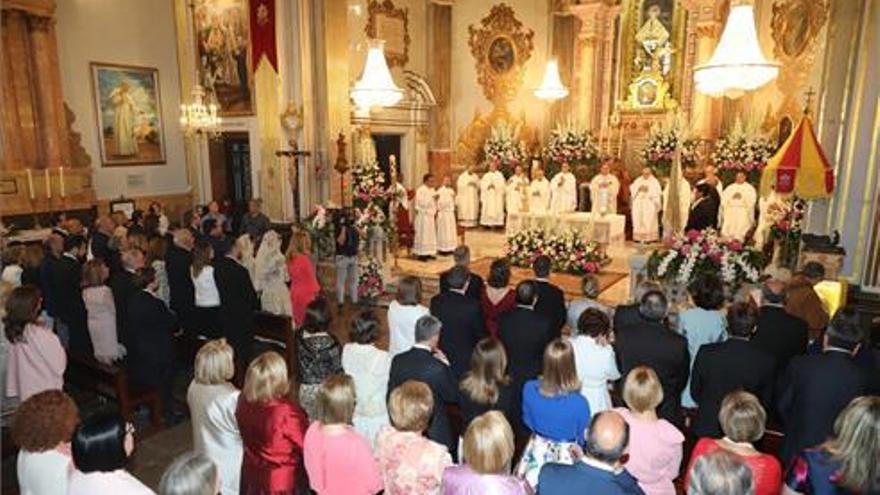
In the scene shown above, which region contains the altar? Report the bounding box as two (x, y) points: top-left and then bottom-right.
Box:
(508, 212), (626, 246)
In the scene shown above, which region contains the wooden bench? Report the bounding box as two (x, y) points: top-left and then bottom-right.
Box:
(64, 353), (163, 428)
(253, 311), (297, 382)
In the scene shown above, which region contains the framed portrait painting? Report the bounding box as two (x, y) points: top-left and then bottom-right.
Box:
(192, 0), (253, 115)
(90, 63), (167, 166)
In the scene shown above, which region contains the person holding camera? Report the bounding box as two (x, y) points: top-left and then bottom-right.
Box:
(335, 209), (360, 309)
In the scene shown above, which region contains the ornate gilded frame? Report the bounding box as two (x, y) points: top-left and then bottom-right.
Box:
(467, 3), (534, 106)
(365, 0), (410, 68)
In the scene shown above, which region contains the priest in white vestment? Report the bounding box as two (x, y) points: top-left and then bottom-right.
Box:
(436, 177), (458, 253)
(506, 166), (529, 215)
(456, 166), (480, 227)
(720, 172), (757, 241)
(589, 163), (621, 215)
(550, 162), (578, 214)
(480, 163), (506, 227)
(413, 174), (439, 258)
(630, 168), (662, 242)
(529, 168), (551, 214)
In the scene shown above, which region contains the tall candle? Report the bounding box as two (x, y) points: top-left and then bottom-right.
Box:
(44, 168), (51, 199)
(59, 167), (66, 197)
(26, 169), (35, 199)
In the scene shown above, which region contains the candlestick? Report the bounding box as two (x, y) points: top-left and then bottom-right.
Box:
(26, 169), (35, 200)
(59, 166), (66, 198)
(44, 168), (51, 199)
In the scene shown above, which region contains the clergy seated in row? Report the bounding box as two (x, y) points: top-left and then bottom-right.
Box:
(480, 162), (506, 228)
(589, 163), (621, 215)
(630, 168), (662, 243)
(550, 163), (578, 215)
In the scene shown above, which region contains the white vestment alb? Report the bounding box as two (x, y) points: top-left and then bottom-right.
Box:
(506, 175), (529, 215)
(456, 171), (480, 227)
(480, 171), (506, 226)
(436, 186), (457, 252)
(590, 173), (620, 214)
(720, 182), (757, 241)
(529, 178), (551, 214)
(630, 176), (662, 242)
(550, 172), (577, 214)
(413, 185), (438, 255)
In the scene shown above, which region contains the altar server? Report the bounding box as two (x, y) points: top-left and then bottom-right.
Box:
(436, 176), (458, 254)
(414, 174), (439, 259)
(630, 167), (662, 242)
(506, 166), (529, 215)
(529, 168), (552, 214)
(456, 166), (481, 227)
(720, 172), (757, 241)
(480, 162), (506, 227)
(550, 162), (578, 214)
(589, 162), (620, 214)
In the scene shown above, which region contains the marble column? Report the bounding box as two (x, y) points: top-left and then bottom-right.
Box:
(681, 0), (723, 139)
(428, 1), (452, 177)
(27, 14), (70, 169)
(323, 0), (351, 206)
(568, 1), (620, 131)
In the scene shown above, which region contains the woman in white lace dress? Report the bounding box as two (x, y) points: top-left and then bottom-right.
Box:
(254, 231), (292, 316)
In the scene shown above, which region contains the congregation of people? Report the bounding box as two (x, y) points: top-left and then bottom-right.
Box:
(2, 195), (879, 495)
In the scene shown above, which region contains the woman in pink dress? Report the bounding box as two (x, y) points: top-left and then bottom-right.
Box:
(614, 366), (684, 495)
(287, 230), (321, 327)
(480, 259), (516, 339)
(82, 259), (126, 364)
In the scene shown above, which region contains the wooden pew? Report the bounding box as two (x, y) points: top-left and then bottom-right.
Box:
(252, 311), (297, 383)
(64, 353), (163, 428)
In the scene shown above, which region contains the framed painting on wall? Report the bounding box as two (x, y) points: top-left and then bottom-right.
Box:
(90, 62), (167, 166)
(192, 0), (253, 115)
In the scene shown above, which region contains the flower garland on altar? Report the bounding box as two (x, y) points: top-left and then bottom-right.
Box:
(647, 229), (766, 289)
(357, 256), (385, 301)
(507, 229), (604, 275)
(640, 123), (697, 177)
(483, 121), (527, 178)
(541, 120), (600, 181)
(711, 119), (777, 185)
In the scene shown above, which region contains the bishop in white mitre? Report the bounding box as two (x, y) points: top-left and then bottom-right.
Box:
(456, 166), (480, 227)
(589, 162), (620, 215)
(720, 171), (757, 241)
(480, 162), (506, 227)
(550, 162), (578, 214)
(436, 176), (458, 253)
(529, 168), (551, 214)
(630, 167), (662, 242)
(413, 174), (438, 258)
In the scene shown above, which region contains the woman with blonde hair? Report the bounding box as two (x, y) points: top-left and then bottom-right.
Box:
(236, 234), (257, 287)
(255, 230), (292, 317)
(441, 411), (529, 494)
(517, 338), (591, 489)
(459, 338), (515, 427)
(82, 258), (126, 364)
(158, 451), (218, 495)
(186, 339), (241, 495)
(286, 229), (320, 326)
(377, 380), (453, 494)
(614, 366), (684, 495)
(235, 351), (308, 494)
(784, 395), (880, 494)
(303, 374), (383, 495)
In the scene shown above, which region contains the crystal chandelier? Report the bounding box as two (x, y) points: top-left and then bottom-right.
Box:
(693, 2), (780, 98)
(350, 39), (403, 111)
(534, 59), (569, 101)
(180, 84), (221, 137)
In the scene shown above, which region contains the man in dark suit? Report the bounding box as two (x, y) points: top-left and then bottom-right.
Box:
(777, 309), (869, 463)
(89, 215), (119, 272)
(127, 266), (180, 425)
(612, 280), (663, 333)
(438, 245), (484, 300)
(430, 265), (486, 380)
(691, 302), (776, 437)
(108, 248), (145, 348)
(531, 255), (566, 335)
(751, 279), (809, 374)
(685, 182), (720, 232)
(614, 290), (689, 427)
(166, 228), (196, 333)
(53, 235), (91, 354)
(214, 239), (259, 364)
(538, 411), (644, 495)
(388, 315), (458, 457)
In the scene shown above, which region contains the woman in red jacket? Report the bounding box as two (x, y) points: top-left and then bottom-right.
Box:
(286, 230), (321, 327)
(236, 351), (308, 495)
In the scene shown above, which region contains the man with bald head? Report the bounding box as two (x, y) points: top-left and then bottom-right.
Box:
(538, 410), (644, 494)
(166, 228), (196, 332)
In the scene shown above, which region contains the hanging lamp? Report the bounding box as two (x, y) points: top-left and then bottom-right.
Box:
(535, 59), (569, 100)
(350, 39), (403, 111)
(693, 1), (779, 98)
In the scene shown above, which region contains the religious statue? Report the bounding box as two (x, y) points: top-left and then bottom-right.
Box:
(634, 5), (673, 76)
(622, 2), (678, 111)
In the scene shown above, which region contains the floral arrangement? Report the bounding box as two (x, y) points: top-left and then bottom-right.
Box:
(768, 198), (806, 268)
(541, 120), (600, 180)
(640, 121), (698, 177)
(711, 119), (777, 185)
(483, 121), (528, 178)
(507, 229), (604, 275)
(352, 155), (392, 239)
(299, 205), (335, 259)
(647, 228), (766, 289)
(357, 256), (385, 301)
(355, 203), (389, 234)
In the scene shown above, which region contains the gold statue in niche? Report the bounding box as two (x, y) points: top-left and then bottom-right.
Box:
(620, 0), (681, 111)
(634, 5), (672, 75)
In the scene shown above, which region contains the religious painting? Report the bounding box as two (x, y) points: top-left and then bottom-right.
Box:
(366, 0), (410, 67)
(488, 37), (516, 74)
(90, 63), (166, 166)
(467, 4), (534, 105)
(192, 0), (253, 115)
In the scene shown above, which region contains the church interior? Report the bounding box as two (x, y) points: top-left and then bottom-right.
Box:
(1, 0), (879, 493)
